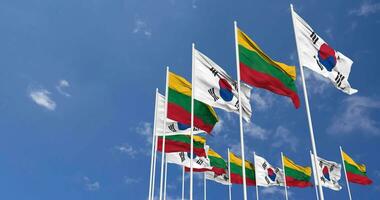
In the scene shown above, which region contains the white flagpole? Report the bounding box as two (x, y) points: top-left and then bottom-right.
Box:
(290, 4), (324, 200)
(254, 152), (259, 200)
(149, 88), (159, 200)
(182, 166), (185, 200)
(310, 151), (320, 200)
(281, 152), (289, 200)
(190, 43), (195, 200)
(234, 20), (248, 200)
(204, 173), (207, 200)
(340, 146), (353, 200)
(228, 148), (232, 200)
(159, 67), (170, 200)
(163, 158), (168, 200)
(152, 130), (159, 200)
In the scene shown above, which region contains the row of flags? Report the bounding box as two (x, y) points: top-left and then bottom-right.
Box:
(148, 5), (368, 200)
(157, 134), (373, 189)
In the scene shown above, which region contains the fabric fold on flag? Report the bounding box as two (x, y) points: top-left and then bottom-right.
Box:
(157, 135), (207, 157)
(342, 150), (373, 185)
(237, 27), (300, 108)
(311, 153), (342, 191)
(229, 152), (256, 186)
(255, 154), (285, 187)
(193, 48), (252, 122)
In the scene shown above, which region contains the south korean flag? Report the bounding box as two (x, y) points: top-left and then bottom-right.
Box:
(255, 154), (285, 187)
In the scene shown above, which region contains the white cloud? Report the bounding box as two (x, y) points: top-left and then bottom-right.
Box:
(83, 176), (100, 191)
(244, 122), (269, 140)
(350, 1), (380, 16)
(136, 122), (153, 143)
(301, 68), (330, 95)
(212, 118), (224, 135)
(251, 91), (275, 111)
(272, 126), (299, 152)
(191, 0), (198, 9)
(124, 177), (141, 184)
(115, 143), (138, 158)
(328, 96), (380, 135)
(56, 79), (71, 97)
(261, 187), (292, 197)
(133, 19), (152, 37)
(324, 28), (334, 40)
(29, 88), (56, 111)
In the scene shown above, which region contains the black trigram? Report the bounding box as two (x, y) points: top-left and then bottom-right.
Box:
(234, 100), (239, 110)
(310, 32), (319, 44)
(196, 159), (204, 165)
(209, 67), (219, 76)
(208, 88), (219, 102)
(262, 162), (267, 169)
(335, 72), (345, 88)
(265, 176), (271, 184)
(168, 124), (177, 132)
(179, 152), (186, 162)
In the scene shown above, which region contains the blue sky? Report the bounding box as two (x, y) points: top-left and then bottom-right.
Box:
(0, 0), (379, 199)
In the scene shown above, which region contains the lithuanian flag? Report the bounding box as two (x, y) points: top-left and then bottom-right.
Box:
(229, 152), (255, 185)
(157, 135), (206, 157)
(283, 155), (312, 187)
(342, 150), (373, 185)
(168, 72), (218, 133)
(237, 28), (300, 108)
(186, 148), (227, 175)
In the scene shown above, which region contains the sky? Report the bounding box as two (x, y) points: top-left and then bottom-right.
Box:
(0, 0), (379, 199)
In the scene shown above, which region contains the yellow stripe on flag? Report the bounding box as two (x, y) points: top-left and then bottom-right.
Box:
(208, 148), (222, 159)
(237, 28), (296, 80)
(229, 152), (254, 170)
(193, 136), (206, 144)
(283, 155), (311, 176)
(342, 151), (367, 173)
(169, 71), (192, 96)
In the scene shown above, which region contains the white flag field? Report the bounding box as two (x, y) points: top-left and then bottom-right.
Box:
(311, 154), (342, 191)
(254, 154), (285, 187)
(292, 9), (358, 95)
(155, 92), (203, 136)
(193, 48), (252, 122)
(206, 171), (230, 185)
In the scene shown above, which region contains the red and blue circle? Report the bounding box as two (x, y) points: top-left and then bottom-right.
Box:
(218, 78), (234, 102)
(322, 166), (331, 181)
(317, 43), (336, 71)
(267, 168), (277, 182)
(178, 122), (190, 131)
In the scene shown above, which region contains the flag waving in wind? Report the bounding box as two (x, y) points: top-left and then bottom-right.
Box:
(193, 48), (252, 122)
(311, 153), (342, 191)
(291, 9), (357, 95)
(254, 154), (285, 187)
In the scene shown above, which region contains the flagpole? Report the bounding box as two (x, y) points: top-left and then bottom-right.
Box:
(310, 151), (320, 200)
(182, 166), (185, 200)
(340, 146), (353, 200)
(204, 173), (207, 200)
(152, 131), (158, 200)
(228, 148), (232, 200)
(164, 158), (168, 200)
(234, 20), (248, 200)
(290, 4), (324, 200)
(254, 152), (259, 200)
(281, 152), (289, 200)
(159, 67), (170, 200)
(190, 42), (195, 200)
(148, 88), (159, 200)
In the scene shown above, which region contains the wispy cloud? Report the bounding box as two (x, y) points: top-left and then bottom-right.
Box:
(133, 19), (152, 37)
(328, 96), (380, 136)
(301, 68), (330, 95)
(324, 28), (334, 40)
(261, 187), (292, 197)
(271, 126), (299, 152)
(29, 88), (56, 111)
(124, 176), (141, 184)
(191, 0), (198, 9)
(244, 122), (269, 140)
(83, 176), (100, 191)
(349, 1), (380, 16)
(136, 122), (153, 143)
(114, 143), (138, 158)
(56, 79), (71, 97)
(251, 90), (275, 111)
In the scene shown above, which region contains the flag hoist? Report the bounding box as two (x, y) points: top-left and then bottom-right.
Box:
(290, 4), (324, 200)
(148, 88), (159, 200)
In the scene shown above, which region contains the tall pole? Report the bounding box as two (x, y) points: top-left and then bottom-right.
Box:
(234, 20), (248, 200)
(149, 89), (159, 200)
(159, 67), (170, 200)
(254, 152), (259, 200)
(340, 146), (353, 200)
(310, 151), (320, 200)
(152, 128), (159, 200)
(163, 159), (168, 200)
(182, 166), (185, 200)
(281, 152), (289, 200)
(204, 173), (207, 200)
(290, 4), (324, 200)
(190, 43), (195, 200)
(228, 148), (232, 200)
